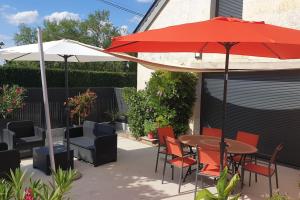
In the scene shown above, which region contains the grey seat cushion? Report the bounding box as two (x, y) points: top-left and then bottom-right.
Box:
(16, 136), (43, 144)
(82, 121), (115, 139)
(69, 137), (94, 150)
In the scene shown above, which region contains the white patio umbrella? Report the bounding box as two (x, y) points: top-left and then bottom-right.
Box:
(0, 36), (125, 171)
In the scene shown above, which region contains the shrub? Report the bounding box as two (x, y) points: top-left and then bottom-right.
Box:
(0, 67), (136, 88)
(66, 89), (97, 125)
(0, 85), (26, 119)
(146, 71), (197, 135)
(123, 87), (149, 138)
(123, 71), (197, 137)
(0, 168), (76, 200)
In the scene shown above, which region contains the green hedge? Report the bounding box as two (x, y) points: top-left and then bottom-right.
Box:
(0, 67), (137, 87)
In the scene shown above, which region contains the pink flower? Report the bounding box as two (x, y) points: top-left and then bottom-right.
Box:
(24, 188), (34, 200)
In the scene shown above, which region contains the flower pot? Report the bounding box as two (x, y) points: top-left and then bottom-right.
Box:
(147, 132), (155, 139)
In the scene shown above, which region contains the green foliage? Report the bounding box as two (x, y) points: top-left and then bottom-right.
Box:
(196, 167), (240, 200)
(146, 71), (197, 135)
(267, 191), (290, 200)
(14, 24), (37, 46)
(123, 87), (148, 138)
(0, 66), (136, 88)
(67, 89), (97, 125)
(0, 168), (76, 200)
(0, 85), (26, 119)
(123, 71), (197, 138)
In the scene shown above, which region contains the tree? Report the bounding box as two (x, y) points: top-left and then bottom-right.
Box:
(80, 10), (120, 48)
(14, 24), (37, 45)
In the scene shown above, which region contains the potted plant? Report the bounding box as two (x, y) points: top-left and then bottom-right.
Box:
(65, 89), (97, 126)
(0, 85), (26, 141)
(144, 120), (157, 139)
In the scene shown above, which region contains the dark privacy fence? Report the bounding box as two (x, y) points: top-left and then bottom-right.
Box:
(201, 71), (300, 167)
(11, 87), (120, 128)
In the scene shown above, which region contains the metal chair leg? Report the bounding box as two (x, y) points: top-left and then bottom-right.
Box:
(275, 164), (279, 188)
(155, 145), (160, 173)
(249, 171), (252, 187)
(241, 167), (244, 189)
(255, 156), (258, 182)
(194, 172), (198, 200)
(178, 167), (183, 194)
(171, 165), (174, 180)
(269, 176), (273, 197)
(162, 153), (167, 184)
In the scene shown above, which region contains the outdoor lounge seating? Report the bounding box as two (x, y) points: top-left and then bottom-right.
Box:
(66, 121), (117, 167)
(3, 120), (45, 158)
(0, 142), (20, 179)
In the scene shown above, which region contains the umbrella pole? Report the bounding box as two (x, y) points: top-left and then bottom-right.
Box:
(37, 28), (56, 176)
(64, 55), (71, 168)
(220, 42), (235, 171)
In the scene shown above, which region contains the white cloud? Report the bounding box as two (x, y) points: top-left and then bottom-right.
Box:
(6, 10), (39, 25)
(129, 15), (142, 24)
(44, 11), (80, 23)
(136, 0), (153, 3)
(119, 25), (128, 35)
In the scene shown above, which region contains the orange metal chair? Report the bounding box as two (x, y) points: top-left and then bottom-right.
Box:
(162, 136), (196, 194)
(232, 131), (260, 174)
(155, 126), (176, 173)
(241, 144), (283, 197)
(202, 127), (222, 138)
(194, 146), (227, 199)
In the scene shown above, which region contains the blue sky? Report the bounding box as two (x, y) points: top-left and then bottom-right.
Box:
(0, 0), (153, 47)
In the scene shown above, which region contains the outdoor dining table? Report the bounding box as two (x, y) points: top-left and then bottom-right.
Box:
(178, 134), (258, 174)
(178, 135), (258, 155)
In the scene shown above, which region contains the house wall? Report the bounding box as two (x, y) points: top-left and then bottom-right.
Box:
(136, 0), (300, 134)
(137, 0), (216, 134)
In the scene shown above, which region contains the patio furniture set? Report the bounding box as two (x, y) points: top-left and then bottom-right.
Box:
(0, 120), (117, 177)
(154, 126), (283, 198)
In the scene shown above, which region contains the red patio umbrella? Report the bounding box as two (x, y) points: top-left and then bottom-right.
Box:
(106, 16), (300, 169)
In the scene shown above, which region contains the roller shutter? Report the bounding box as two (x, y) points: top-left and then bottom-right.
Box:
(201, 71), (300, 167)
(217, 0), (243, 19)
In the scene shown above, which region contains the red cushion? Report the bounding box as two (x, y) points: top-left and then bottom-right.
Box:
(243, 163), (274, 176)
(168, 157), (196, 168)
(198, 164), (221, 177)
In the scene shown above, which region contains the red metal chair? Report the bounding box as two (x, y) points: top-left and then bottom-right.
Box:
(155, 126), (176, 173)
(241, 144), (283, 197)
(162, 136), (196, 194)
(202, 127), (222, 138)
(194, 146), (227, 199)
(231, 131), (260, 175)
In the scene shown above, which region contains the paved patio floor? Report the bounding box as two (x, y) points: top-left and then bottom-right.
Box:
(21, 136), (299, 200)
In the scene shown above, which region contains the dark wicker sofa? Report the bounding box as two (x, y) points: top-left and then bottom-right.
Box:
(3, 120), (45, 158)
(0, 142), (20, 179)
(66, 121), (117, 167)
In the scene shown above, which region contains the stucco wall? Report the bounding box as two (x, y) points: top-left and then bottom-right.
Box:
(137, 0), (216, 134)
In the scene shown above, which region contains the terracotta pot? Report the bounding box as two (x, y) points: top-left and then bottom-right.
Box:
(147, 132), (154, 139)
